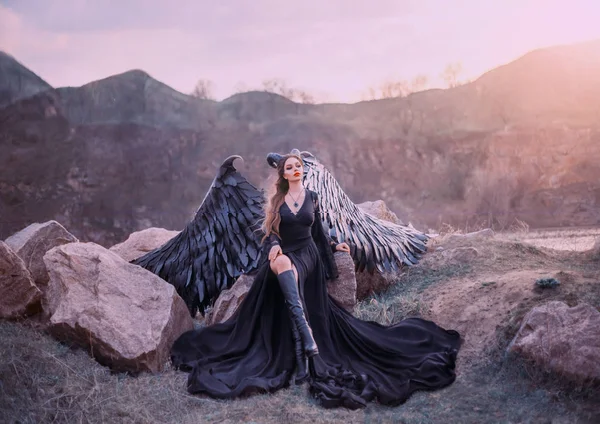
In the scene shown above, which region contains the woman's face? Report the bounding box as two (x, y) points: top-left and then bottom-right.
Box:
(282, 157), (303, 182)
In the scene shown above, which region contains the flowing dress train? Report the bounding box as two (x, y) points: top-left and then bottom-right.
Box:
(171, 190), (461, 409)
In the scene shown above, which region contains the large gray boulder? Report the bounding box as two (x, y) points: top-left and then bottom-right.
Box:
(206, 273), (255, 326)
(328, 252), (357, 312)
(5, 220), (78, 287)
(109, 227), (180, 262)
(0, 241), (42, 319)
(43, 242), (194, 372)
(357, 200), (402, 225)
(508, 301), (600, 385)
(355, 200), (406, 299)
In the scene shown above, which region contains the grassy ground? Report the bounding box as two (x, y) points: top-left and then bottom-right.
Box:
(3, 319), (595, 424)
(1, 229), (599, 423)
(496, 226), (600, 252)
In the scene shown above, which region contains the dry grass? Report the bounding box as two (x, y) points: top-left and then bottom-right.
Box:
(3, 318), (593, 424)
(355, 260), (471, 325)
(432, 222), (600, 252)
(497, 227), (600, 252)
(2, 227), (600, 423)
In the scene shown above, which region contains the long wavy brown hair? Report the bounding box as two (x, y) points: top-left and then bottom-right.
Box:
(262, 154), (304, 243)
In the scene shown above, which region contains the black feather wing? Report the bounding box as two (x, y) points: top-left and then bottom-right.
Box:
(300, 151), (429, 273)
(132, 155), (265, 316)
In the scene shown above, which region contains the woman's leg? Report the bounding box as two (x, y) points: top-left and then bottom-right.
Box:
(270, 255), (318, 358)
(269, 253), (298, 279)
(269, 255), (310, 383)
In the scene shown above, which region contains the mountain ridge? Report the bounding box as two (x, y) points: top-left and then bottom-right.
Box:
(0, 51), (53, 108)
(1, 40), (600, 246)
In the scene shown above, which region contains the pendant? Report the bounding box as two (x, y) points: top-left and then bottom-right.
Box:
(294, 202), (299, 207)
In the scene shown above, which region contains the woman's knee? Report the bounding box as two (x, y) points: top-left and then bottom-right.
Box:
(270, 254), (292, 274)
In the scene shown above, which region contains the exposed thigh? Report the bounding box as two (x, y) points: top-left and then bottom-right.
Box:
(269, 254), (299, 281)
(269, 254), (290, 272)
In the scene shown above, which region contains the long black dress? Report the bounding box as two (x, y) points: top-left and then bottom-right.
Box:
(170, 190), (461, 409)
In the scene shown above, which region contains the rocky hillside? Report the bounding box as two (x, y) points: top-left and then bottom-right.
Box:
(0, 52), (52, 108)
(1, 40), (600, 246)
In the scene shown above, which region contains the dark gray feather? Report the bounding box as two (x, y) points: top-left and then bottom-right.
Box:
(132, 155), (266, 317)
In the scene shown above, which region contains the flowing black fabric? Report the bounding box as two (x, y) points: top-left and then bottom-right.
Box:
(171, 189), (461, 409)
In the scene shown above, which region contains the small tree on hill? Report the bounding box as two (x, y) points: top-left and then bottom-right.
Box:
(410, 74), (429, 92)
(361, 73), (431, 101)
(191, 79), (215, 100)
(261, 78), (316, 104)
(441, 62), (464, 88)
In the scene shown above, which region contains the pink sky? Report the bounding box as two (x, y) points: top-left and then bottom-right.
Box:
(1, 0), (599, 103)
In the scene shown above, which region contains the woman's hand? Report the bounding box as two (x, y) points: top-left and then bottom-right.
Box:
(335, 242), (350, 253)
(268, 244), (282, 261)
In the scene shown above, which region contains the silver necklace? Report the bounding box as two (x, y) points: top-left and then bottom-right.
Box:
(287, 189), (303, 208)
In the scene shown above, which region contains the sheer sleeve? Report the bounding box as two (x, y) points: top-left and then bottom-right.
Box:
(265, 232), (280, 248)
(310, 191), (339, 281)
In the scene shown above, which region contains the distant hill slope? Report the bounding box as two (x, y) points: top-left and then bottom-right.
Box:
(0, 52), (53, 108)
(1, 40), (600, 246)
(55, 69), (217, 130)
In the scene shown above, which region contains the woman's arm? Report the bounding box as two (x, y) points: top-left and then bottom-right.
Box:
(265, 232), (280, 249)
(310, 191), (339, 280)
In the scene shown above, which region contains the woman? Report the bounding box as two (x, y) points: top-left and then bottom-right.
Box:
(171, 154), (461, 409)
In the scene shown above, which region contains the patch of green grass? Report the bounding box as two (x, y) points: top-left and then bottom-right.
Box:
(355, 262), (472, 325)
(355, 291), (430, 325)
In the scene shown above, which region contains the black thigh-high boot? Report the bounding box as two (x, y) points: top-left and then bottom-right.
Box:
(277, 269), (319, 357)
(288, 311), (309, 384)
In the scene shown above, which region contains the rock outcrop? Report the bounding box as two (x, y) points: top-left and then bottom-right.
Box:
(441, 246), (480, 263)
(205, 273), (255, 326)
(5, 220), (78, 287)
(328, 252), (357, 312)
(109, 227), (180, 262)
(0, 241), (42, 319)
(508, 301), (600, 385)
(357, 200), (401, 224)
(355, 200), (406, 300)
(43, 242), (194, 372)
